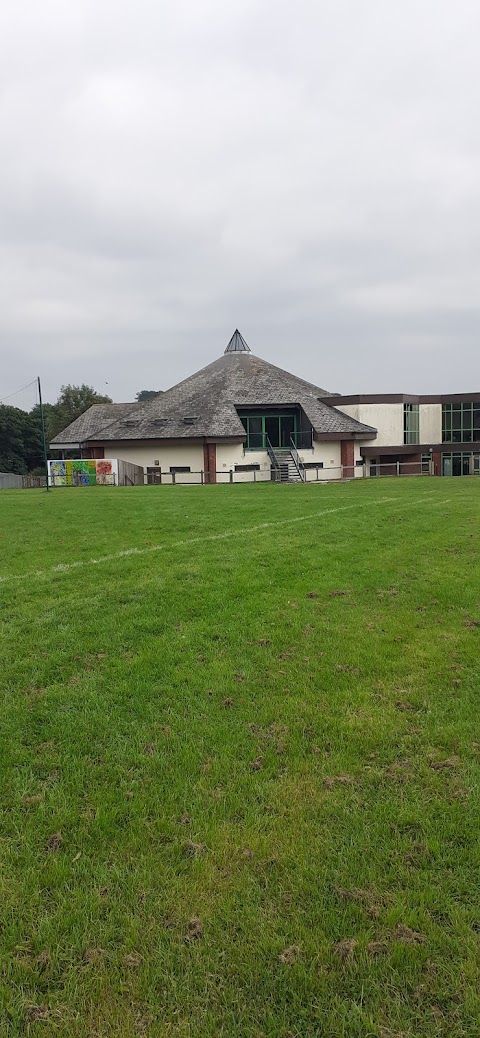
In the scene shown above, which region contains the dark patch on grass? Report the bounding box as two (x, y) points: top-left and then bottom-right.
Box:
(46, 831), (62, 852)
(279, 945), (301, 964)
(22, 794), (43, 807)
(333, 938), (358, 959)
(183, 841), (206, 856)
(26, 1005), (51, 1022)
(430, 756), (460, 770)
(124, 952), (143, 968)
(184, 917), (204, 942)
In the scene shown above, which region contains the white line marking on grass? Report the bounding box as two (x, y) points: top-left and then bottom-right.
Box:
(0, 495), (453, 586)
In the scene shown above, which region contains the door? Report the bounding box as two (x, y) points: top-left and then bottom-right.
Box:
(452, 454), (462, 476)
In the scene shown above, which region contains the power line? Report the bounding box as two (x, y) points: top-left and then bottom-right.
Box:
(0, 379), (38, 405)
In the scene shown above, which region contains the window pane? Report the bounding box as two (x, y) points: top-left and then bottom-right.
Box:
(248, 417), (262, 436)
(249, 432), (263, 448)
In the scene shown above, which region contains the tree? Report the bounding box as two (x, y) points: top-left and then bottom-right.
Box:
(135, 389), (161, 402)
(0, 405), (43, 474)
(47, 384), (112, 441)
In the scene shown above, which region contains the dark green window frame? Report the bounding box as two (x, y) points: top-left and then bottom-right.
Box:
(403, 403), (419, 444)
(442, 402), (480, 443)
(241, 413), (298, 450)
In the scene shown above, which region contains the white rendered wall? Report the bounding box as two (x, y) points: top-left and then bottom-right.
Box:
(299, 441), (342, 480)
(337, 403), (404, 446)
(420, 404), (442, 443)
(102, 442), (205, 474)
(215, 443), (271, 481)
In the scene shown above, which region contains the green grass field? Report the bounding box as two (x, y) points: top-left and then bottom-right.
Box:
(1, 478), (480, 1038)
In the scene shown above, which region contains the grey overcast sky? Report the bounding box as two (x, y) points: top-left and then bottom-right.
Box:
(1, 0), (480, 404)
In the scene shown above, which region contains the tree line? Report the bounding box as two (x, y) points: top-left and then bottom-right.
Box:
(0, 385), (161, 475)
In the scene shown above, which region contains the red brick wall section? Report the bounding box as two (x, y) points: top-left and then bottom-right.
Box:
(341, 440), (355, 478)
(203, 443), (217, 484)
(432, 450), (441, 476)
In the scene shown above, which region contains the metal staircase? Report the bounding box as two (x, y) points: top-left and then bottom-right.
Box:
(266, 438), (305, 482)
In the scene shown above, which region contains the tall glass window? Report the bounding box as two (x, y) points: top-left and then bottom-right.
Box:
(442, 403), (480, 443)
(404, 404), (419, 444)
(240, 414), (303, 450)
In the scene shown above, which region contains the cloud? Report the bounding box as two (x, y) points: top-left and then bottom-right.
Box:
(1, 0), (480, 402)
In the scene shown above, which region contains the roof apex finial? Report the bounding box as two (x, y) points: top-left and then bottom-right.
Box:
(224, 329), (251, 354)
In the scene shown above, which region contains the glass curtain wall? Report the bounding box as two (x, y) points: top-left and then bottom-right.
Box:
(240, 413), (312, 450)
(442, 403), (480, 443)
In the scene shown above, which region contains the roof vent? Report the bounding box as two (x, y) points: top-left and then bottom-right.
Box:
(224, 329), (251, 354)
(122, 419), (139, 426)
(182, 416), (199, 425)
(153, 418), (168, 425)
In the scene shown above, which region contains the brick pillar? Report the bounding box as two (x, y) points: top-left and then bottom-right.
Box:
(341, 440), (355, 478)
(432, 450), (441, 477)
(203, 443), (217, 484)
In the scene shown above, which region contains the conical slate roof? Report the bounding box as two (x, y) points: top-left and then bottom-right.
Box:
(65, 331), (376, 444)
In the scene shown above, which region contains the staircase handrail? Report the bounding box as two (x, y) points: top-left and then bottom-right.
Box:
(266, 436), (282, 482)
(289, 437), (306, 481)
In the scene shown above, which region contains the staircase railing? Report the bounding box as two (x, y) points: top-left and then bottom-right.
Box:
(266, 437), (282, 482)
(289, 438), (306, 481)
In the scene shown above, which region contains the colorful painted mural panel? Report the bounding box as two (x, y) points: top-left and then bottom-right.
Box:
(48, 459), (117, 487)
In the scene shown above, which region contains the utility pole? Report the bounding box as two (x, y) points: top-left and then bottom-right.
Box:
(38, 376), (50, 492)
